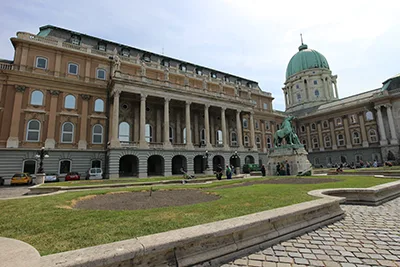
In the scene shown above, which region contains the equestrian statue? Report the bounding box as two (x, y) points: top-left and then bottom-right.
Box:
(273, 115), (302, 147)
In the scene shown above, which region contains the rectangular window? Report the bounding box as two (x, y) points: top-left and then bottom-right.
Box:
(68, 63), (78, 75)
(59, 160), (71, 174)
(263, 103), (268, 110)
(36, 57), (47, 69)
(313, 80), (318, 85)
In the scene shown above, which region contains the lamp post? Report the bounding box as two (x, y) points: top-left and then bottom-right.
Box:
(35, 147), (49, 184)
(232, 150), (240, 174)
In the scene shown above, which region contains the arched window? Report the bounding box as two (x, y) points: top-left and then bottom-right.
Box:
(243, 118), (248, 129)
(300, 125), (305, 132)
(324, 136), (331, 148)
(145, 124), (152, 142)
(244, 135), (249, 146)
(64, 95), (76, 109)
(91, 159), (101, 168)
(35, 56), (48, 69)
(336, 117), (342, 126)
(61, 122), (74, 143)
(119, 122), (130, 142)
(68, 63), (79, 75)
(365, 111), (374, 121)
(368, 129), (378, 143)
(169, 126), (174, 143)
(349, 114), (357, 124)
(96, 68), (106, 80)
(337, 134), (345, 146)
(231, 131), (237, 146)
(216, 130), (223, 145)
(315, 90), (320, 97)
(200, 128), (206, 145)
(26, 120), (41, 142)
(30, 90), (44, 106)
(92, 124), (103, 144)
(267, 137), (271, 148)
(94, 99), (104, 112)
(265, 121), (270, 130)
(255, 120), (259, 129)
(311, 123), (316, 131)
(323, 120), (329, 129)
(183, 128), (187, 144)
(256, 136), (261, 149)
(59, 160), (72, 174)
(23, 160), (37, 175)
(312, 137), (319, 148)
(353, 131), (361, 144)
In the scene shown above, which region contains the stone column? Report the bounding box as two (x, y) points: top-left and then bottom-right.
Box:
(84, 58), (91, 82)
(333, 80), (339, 99)
(185, 101), (193, 148)
(261, 119), (266, 152)
(176, 111), (181, 143)
(284, 90), (288, 107)
(375, 105), (387, 145)
(306, 124), (312, 152)
(139, 94), (149, 148)
(7, 85), (26, 148)
(221, 107), (228, 149)
(210, 115), (215, 145)
(134, 107), (139, 142)
(323, 77), (329, 99)
(317, 122), (324, 151)
(329, 120), (337, 150)
(19, 47), (29, 71)
(204, 104), (211, 148)
(343, 117), (352, 148)
(156, 108), (162, 142)
(358, 113), (369, 147)
(249, 112), (257, 151)
(194, 113), (199, 145)
(163, 98), (172, 148)
(78, 94), (91, 149)
(304, 77), (309, 101)
(110, 90), (121, 147)
(236, 110), (243, 150)
(385, 104), (398, 144)
(45, 90), (60, 148)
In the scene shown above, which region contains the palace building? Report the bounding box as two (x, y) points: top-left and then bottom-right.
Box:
(0, 25), (398, 180)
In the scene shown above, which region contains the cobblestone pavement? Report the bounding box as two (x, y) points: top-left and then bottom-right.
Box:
(223, 197), (400, 267)
(0, 185), (30, 199)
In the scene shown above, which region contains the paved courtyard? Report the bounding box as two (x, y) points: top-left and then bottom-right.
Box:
(223, 197), (400, 267)
(0, 185), (30, 199)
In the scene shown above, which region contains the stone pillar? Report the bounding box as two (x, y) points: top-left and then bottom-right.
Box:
(323, 77), (329, 99)
(306, 124), (312, 152)
(156, 108), (162, 142)
(204, 104), (211, 148)
(358, 113), (369, 147)
(385, 104), (398, 145)
(284, 91), (288, 107)
(110, 90), (121, 147)
(236, 110), (244, 150)
(317, 122), (324, 151)
(329, 120), (337, 150)
(261, 119), (266, 152)
(343, 117), (352, 149)
(7, 85), (26, 148)
(194, 113), (199, 145)
(375, 105), (387, 146)
(163, 98), (171, 148)
(45, 90), (60, 148)
(210, 115), (215, 145)
(249, 112), (257, 151)
(78, 94), (91, 149)
(221, 107), (228, 149)
(176, 111), (181, 143)
(333, 80), (338, 99)
(134, 106), (139, 142)
(19, 47), (29, 71)
(185, 101), (193, 148)
(304, 77), (309, 101)
(140, 94), (148, 148)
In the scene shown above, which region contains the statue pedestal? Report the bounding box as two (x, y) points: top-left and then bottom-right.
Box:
(266, 145), (312, 176)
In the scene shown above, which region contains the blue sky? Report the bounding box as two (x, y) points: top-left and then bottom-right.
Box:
(1, 0), (400, 111)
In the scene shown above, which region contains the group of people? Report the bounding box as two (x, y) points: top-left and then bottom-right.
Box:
(215, 164), (235, 180)
(276, 160), (291, 176)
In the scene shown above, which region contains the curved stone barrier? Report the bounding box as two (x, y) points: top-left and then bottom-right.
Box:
(309, 180), (400, 205)
(2, 180), (399, 267)
(0, 237), (41, 267)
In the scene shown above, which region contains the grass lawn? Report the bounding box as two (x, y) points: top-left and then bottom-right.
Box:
(316, 166), (400, 173)
(0, 175), (397, 256)
(42, 175), (215, 187)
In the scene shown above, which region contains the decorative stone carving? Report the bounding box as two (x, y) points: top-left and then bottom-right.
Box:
(15, 85), (26, 92)
(80, 94), (91, 101)
(48, 90), (60, 96)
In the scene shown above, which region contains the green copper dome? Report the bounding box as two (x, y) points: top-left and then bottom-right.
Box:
(286, 44), (330, 79)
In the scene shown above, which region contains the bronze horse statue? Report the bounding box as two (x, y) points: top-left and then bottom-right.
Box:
(273, 115), (301, 147)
